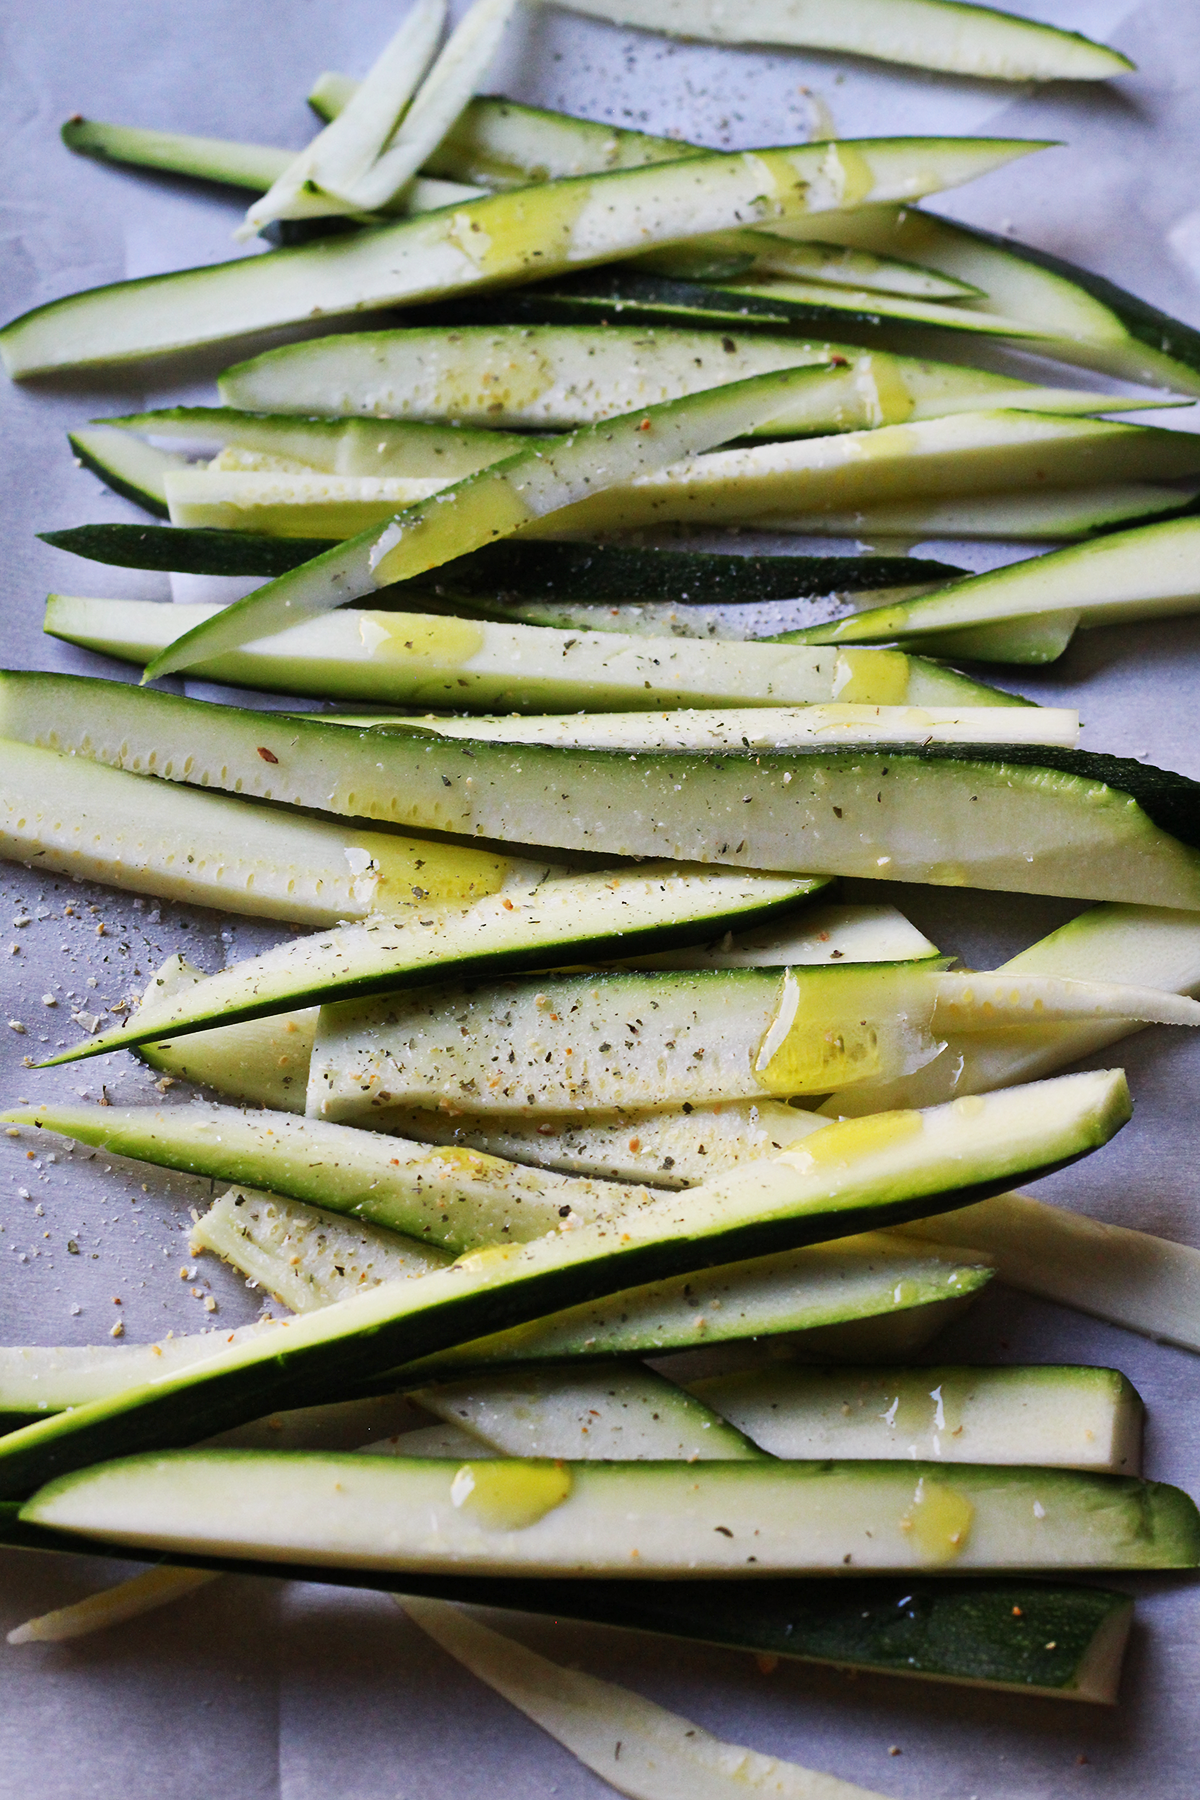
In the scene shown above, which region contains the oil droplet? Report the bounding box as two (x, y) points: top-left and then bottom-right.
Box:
(831, 648), (910, 705)
(899, 1475), (974, 1562)
(777, 1105), (924, 1168)
(754, 968), (934, 1096)
(455, 1241), (528, 1276)
(853, 354), (915, 429)
(347, 832), (510, 913)
(819, 142), (876, 208)
(371, 478), (535, 588)
(449, 1459), (572, 1530)
(357, 611), (485, 665)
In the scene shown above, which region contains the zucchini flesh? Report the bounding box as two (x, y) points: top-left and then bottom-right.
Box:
(787, 515), (1200, 664)
(191, 1188), (451, 1310)
(545, 0), (1131, 81)
(827, 900), (1200, 1116)
(22, 1448), (1197, 1574)
(0, 1506), (1135, 1699)
(68, 427), (186, 516)
(140, 362), (897, 680)
(7, 672), (1200, 909)
(690, 1363), (1142, 1473)
(45, 598), (1051, 718)
(38, 522), (963, 594)
(0, 136), (1042, 376)
(61, 115), (293, 190)
(743, 483), (1197, 542)
(405, 1363), (762, 1462)
(306, 962), (1193, 1122)
(216, 325), (1139, 434)
(10, 1104), (650, 1253)
(0, 737), (535, 926)
(0, 1069), (1131, 1496)
(38, 865), (822, 1065)
(137, 958), (316, 1112)
(105, 406), (528, 476)
(895, 1191), (1200, 1356)
(0, 1231), (993, 1415)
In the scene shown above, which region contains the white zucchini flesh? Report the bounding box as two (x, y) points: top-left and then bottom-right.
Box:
(108, 407), (528, 475)
(777, 202), (1200, 396)
(69, 426), (185, 515)
(690, 1363), (1142, 1473)
(138, 958), (317, 1112)
(826, 900), (1200, 1116)
(637, 229), (982, 299)
(22, 1448), (1199, 1574)
(190, 1189), (452, 1312)
(361, 706), (1075, 750)
(41, 865), (822, 1067)
(404, 1596), (895, 1800)
(789, 516), (1200, 664)
(143, 362), (930, 682)
(306, 963), (1198, 1121)
(9, 671), (1200, 912)
(0, 136), (1040, 377)
(0, 1231), (992, 1414)
(410, 1363), (762, 1462)
(152, 414), (1200, 557)
(893, 1192), (1200, 1357)
(216, 327), (1145, 434)
(544, 0), (1131, 80)
(0, 737), (543, 927)
(5, 1568), (221, 1647)
(751, 483), (1198, 542)
(9, 1103), (651, 1253)
(46, 597), (1064, 723)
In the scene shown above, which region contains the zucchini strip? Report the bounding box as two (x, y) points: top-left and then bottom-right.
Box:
(62, 115), (293, 192)
(895, 1192), (1200, 1356)
(0, 1069), (1131, 1496)
(0, 1230), (993, 1414)
(6, 672), (1200, 909)
(5, 1106), (652, 1252)
(544, 0), (1131, 81)
(409, 1594), (895, 1800)
(38, 522), (962, 594)
(6, 1567), (220, 1646)
(21, 1447), (1197, 1574)
(45, 599), (1052, 717)
(305, 963), (1195, 1121)
(787, 515), (1200, 664)
(689, 1362), (1142, 1473)
(101, 405), (527, 473)
(139, 363), (904, 679)
(0, 135), (1042, 377)
(0, 737), (542, 925)
(750, 484), (1198, 542)
(216, 326), (1143, 433)
(35, 864), (822, 1065)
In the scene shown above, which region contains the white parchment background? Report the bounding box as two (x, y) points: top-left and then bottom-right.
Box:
(3, 2), (1200, 1794)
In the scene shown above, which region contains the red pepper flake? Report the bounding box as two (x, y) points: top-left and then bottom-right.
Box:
(257, 746), (279, 763)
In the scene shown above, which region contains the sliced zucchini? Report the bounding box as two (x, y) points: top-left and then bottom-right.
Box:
(637, 228), (983, 299)
(104, 406), (528, 476)
(306, 961), (1195, 1122)
(9, 1104), (648, 1253)
(138, 957), (316, 1112)
(748, 483), (1197, 542)
(0, 1068), (1131, 1495)
(826, 900), (1200, 1116)
(22, 1448), (1197, 1574)
(61, 115), (293, 191)
(785, 515), (1200, 664)
(690, 1363), (1142, 1473)
(0, 1231), (993, 1417)
(0, 136), (1041, 376)
(68, 426), (188, 517)
(38, 522), (963, 595)
(6, 672), (1200, 910)
(45, 596), (1050, 717)
(544, 0), (1132, 81)
(0, 737), (536, 926)
(37, 864), (822, 1065)
(141, 362), (915, 680)
(190, 1188), (451, 1311)
(894, 1192), (1200, 1356)
(409, 1362), (761, 1461)
(216, 325), (1139, 434)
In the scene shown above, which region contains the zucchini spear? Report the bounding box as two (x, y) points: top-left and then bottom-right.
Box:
(0, 1068), (1132, 1497)
(0, 134), (1043, 377)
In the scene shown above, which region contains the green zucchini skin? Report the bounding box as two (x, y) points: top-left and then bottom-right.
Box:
(37, 521), (964, 596)
(4, 672), (1200, 907)
(0, 1500), (1131, 1698)
(0, 1068), (1132, 1497)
